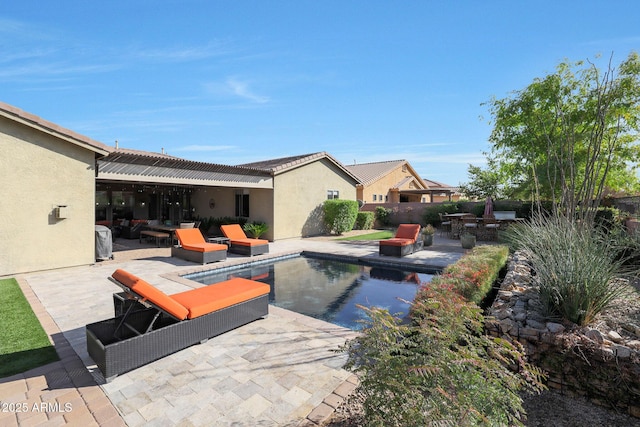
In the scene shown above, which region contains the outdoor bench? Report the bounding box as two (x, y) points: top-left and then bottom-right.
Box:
(139, 230), (170, 246)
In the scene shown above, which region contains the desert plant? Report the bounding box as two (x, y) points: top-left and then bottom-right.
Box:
(338, 288), (545, 426)
(243, 221), (269, 238)
(504, 214), (629, 325)
(323, 200), (359, 235)
(427, 245), (509, 304)
(422, 224), (435, 235)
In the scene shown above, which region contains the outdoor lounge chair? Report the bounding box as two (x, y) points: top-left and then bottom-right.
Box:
(171, 228), (228, 264)
(220, 224), (269, 256)
(86, 269), (270, 381)
(379, 224), (423, 257)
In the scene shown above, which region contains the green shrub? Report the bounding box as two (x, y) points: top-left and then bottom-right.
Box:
(243, 221), (269, 238)
(421, 202), (459, 226)
(323, 200), (359, 235)
(374, 206), (392, 226)
(354, 211), (375, 230)
(504, 215), (628, 325)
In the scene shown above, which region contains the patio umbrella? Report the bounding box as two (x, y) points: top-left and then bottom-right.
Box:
(483, 196), (494, 217)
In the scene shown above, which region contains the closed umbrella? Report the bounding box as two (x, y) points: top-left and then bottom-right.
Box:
(483, 196), (494, 217)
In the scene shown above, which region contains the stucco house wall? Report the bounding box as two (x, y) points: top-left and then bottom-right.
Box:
(361, 164), (424, 203)
(272, 158), (357, 240)
(0, 115), (102, 276)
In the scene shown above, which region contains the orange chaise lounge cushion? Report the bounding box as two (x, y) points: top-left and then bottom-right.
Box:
(220, 224), (268, 247)
(112, 269), (189, 320)
(170, 278), (270, 319)
(380, 224), (421, 247)
(112, 270), (270, 320)
(175, 228), (228, 253)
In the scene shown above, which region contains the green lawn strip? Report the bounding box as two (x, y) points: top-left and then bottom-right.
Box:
(0, 278), (59, 378)
(337, 230), (395, 241)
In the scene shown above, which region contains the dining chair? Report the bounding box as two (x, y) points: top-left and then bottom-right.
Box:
(462, 214), (478, 235)
(482, 214), (500, 240)
(438, 213), (452, 237)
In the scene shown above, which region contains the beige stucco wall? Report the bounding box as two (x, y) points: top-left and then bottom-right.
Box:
(0, 117), (98, 276)
(191, 187), (275, 240)
(272, 159), (357, 240)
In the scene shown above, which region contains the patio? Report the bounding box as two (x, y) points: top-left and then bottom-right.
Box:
(1, 232), (466, 426)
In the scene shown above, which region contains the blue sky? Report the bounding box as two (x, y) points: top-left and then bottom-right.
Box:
(2, 1), (639, 186)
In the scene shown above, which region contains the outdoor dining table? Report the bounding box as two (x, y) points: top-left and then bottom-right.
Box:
(144, 224), (179, 245)
(444, 213), (526, 239)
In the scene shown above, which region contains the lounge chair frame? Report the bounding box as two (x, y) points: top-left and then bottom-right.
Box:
(220, 224), (269, 256)
(378, 224), (424, 257)
(86, 277), (268, 381)
(379, 238), (424, 257)
(171, 245), (227, 264)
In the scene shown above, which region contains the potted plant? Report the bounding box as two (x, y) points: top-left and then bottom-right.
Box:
(460, 231), (476, 249)
(243, 222), (269, 239)
(422, 224), (435, 247)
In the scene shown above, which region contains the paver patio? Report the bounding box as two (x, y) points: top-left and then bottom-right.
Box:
(2, 233), (466, 426)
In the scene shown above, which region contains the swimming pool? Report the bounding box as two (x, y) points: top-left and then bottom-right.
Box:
(184, 254), (437, 330)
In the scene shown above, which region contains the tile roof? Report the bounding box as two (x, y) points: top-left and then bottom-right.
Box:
(238, 151), (361, 182)
(0, 101), (111, 156)
(423, 178), (458, 191)
(344, 160), (407, 186)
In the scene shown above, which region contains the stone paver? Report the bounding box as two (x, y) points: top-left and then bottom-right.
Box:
(5, 234), (464, 425)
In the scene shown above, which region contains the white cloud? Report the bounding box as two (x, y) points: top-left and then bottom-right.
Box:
(227, 77), (269, 104)
(208, 77), (269, 104)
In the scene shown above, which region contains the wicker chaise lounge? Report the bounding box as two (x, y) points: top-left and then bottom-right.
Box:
(379, 224), (423, 257)
(86, 269), (270, 381)
(220, 224), (269, 256)
(171, 228), (227, 264)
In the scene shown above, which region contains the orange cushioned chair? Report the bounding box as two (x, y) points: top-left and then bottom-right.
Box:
(171, 228), (228, 264)
(220, 224), (269, 256)
(86, 269), (270, 381)
(379, 224), (423, 257)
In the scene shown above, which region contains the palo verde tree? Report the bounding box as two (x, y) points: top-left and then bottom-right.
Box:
(486, 52), (640, 226)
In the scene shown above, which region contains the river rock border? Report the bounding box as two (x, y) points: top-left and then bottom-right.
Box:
(485, 251), (640, 418)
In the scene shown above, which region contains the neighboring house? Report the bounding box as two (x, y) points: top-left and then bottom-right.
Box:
(422, 178), (461, 203)
(345, 160), (461, 204)
(0, 102), (110, 276)
(239, 152), (360, 240)
(345, 160), (429, 203)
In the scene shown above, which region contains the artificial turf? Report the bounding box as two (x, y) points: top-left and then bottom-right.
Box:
(337, 230), (395, 241)
(0, 278), (59, 378)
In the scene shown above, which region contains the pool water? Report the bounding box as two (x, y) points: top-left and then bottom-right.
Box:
(185, 255), (436, 330)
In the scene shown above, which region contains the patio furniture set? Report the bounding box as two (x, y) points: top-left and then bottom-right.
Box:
(443, 211), (523, 240)
(170, 224), (269, 264)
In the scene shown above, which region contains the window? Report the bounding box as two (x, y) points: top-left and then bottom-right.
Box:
(235, 190), (250, 217)
(373, 194), (377, 201)
(327, 190), (339, 200)
(385, 195), (388, 202)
